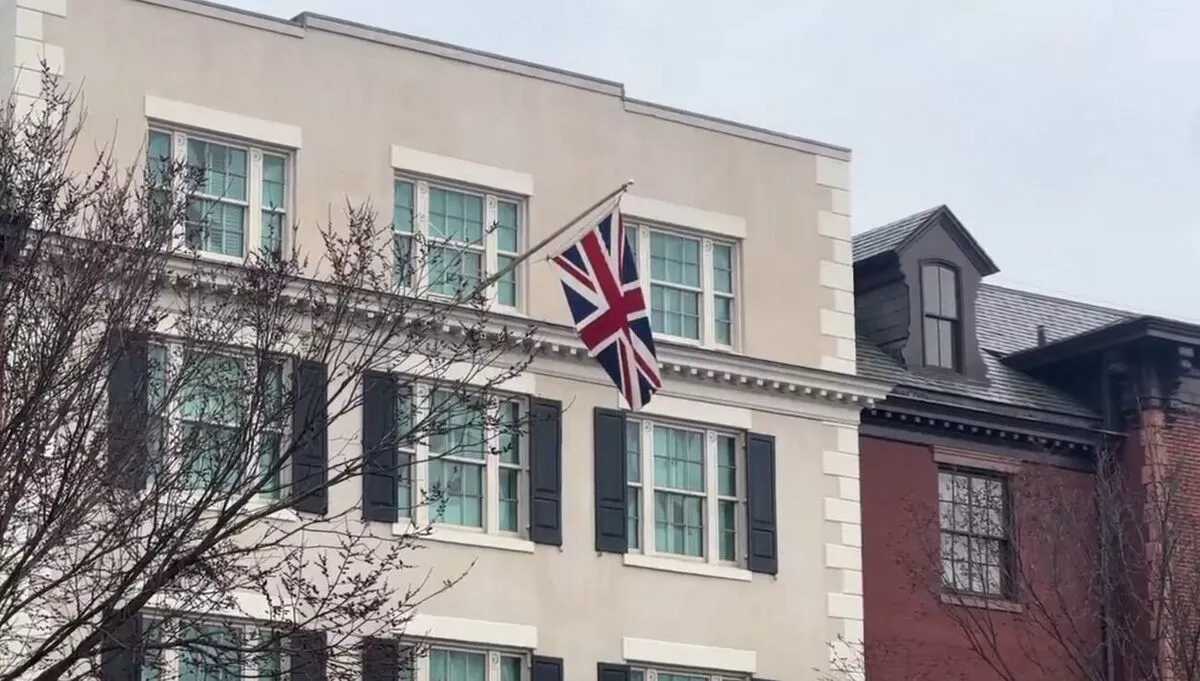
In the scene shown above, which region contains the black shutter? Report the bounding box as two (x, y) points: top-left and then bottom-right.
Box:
(361, 637), (398, 681)
(593, 408), (628, 553)
(290, 361), (329, 515)
(529, 398), (563, 546)
(362, 372), (398, 523)
(597, 662), (630, 681)
(746, 432), (779, 575)
(531, 655), (563, 681)
(107, 333), (148, 489)
(99, 611), (142, 681)
(289, 630), (328, 681)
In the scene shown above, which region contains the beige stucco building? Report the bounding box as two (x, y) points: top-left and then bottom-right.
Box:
(0, 0), (888, 679)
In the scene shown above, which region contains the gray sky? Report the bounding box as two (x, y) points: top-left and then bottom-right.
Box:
(228, 0), (1200, 320)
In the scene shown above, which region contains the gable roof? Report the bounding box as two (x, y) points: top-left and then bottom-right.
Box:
(852, 205), (999, 276)
(852, 203), (1139, 425)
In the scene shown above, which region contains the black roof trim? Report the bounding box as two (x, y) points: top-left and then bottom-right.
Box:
(1006, 316), (1200, 370)
(852, 205), (1000, 276)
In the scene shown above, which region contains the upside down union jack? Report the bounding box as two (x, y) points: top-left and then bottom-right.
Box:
(550, 207), (663, 410)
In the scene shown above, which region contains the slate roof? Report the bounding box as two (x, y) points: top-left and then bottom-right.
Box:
(851, 206), (942, 262)
(851, 214), (1136, 421)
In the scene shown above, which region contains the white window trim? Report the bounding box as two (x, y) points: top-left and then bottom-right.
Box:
(625, 415), (748, 581)
(393, 176), (526, 312)
(390, 145), (533, 196)
(389, 383), (535, 553)
(622, 195), (746, 240)
(623, 637), (757, 675)
(145, 96), (303, 149)
(148, 339), (295, 517)
(626, 221), (740, 350)
(404, 614), (537, 681)
(148, 127), (294, 264)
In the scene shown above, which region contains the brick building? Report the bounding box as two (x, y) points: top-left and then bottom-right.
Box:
(853, 205), (1200, 680)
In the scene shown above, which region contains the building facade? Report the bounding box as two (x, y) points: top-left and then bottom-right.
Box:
(0, 1), (891, 679)
(853, 205), (1200, 680)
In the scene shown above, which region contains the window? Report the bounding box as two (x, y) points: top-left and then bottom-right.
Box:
(147, 343), (288, 498)
(939, 468), (1010, 597)
(393, 179), (523, 308)
(625, 417), (741, 562)
(921, 263), (960, 370)
(626, 224), (737, 347)
(140, 617), (283, 681)
(630, 666), (746, 681)
(401, 387), (526, 535)
(408, 646), (523, 681)
(146, 129), (291, 260)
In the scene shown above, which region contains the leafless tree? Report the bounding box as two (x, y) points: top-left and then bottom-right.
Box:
(0, 73), (538, 681)
(887, 412), (1200, 681)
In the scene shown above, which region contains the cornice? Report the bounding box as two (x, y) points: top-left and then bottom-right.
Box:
(160, 262), (892, 412)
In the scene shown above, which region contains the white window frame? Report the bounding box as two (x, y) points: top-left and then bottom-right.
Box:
(626, 222), (740, 350)
(140, 614), (286, 681)
(630, 666), (748, 681)
(147, 127), (293, 263)
(409, 643), (528, 681)
(626, 416), (744, 568)
(148, 340), (291, 503)
(400, 383), (529, 539)
(393, 176), (526, 312)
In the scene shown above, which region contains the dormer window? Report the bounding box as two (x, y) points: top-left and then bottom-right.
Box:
(921, 262), (961, 370)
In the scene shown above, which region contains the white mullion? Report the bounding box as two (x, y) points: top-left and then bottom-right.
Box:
(414, 181), (431, 292)
(639, 226), (652, 301)
(704, 430), (719, 565)
(639, 420), (654, 555)
(484, 401), (500, 535)
(165, 343), (185, 485)
(248, 148), (264, 258)
(700, 238), (716, 348)
(170, 131), (189, 250)
(412, 385), (431, 527)
(484, 195), (499, 307)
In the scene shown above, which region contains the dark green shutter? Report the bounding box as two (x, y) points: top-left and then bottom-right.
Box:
(99, 611), (142, 681)
(597, 662), (630, 681)
(593, 408), (628, 553)
(746, 432), (779, 574)
(289, 630), (328, 681)
(531, 655), (563, 681)
(529, 398), (563, 545)
(107, 333), (148, 489)
(290, 361), (329, 515)
(362, 372), (399, 523)
(360, 637), (398, 681)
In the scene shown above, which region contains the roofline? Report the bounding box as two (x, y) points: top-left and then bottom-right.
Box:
(1006, 316), (1200, 370)
(133, 0), (852, 160)
(925, 206), (1000, 276)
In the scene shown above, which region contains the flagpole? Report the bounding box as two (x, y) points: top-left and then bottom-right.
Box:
(470, 179), (634, 295)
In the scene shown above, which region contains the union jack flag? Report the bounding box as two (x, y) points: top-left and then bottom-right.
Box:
(550, 207), (663, 410)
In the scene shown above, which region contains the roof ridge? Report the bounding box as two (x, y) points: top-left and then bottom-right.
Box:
(852, 204), (943, 240)
(980, 282), (1135, 318)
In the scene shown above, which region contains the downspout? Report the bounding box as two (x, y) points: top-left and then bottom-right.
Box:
(1098, 356), (1119, 681)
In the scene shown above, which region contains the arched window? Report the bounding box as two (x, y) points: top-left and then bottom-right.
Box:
(921, 262), (960, 370)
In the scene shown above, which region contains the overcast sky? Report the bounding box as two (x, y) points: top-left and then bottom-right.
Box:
(227, 0), (1200, 320)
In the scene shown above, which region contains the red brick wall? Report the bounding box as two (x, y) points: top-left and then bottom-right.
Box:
(861, 434), (1101, 681)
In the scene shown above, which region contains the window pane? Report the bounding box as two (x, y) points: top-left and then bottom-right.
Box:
(719, 499), (736, 561)
(921, 264), (941, 315)
(712, 243), (733, 293)
(500, 656), (522, 681)
(428, 392), (485, 459)
(649, 232), (700, 287)
(499, 468), (519, 532)
(147, 130), (172, 185)
(650, 285), (700, 340)
(261, 154), (286, 209)
(261, 211), (283, 255)
(496, 254), (517, 306)
(188, 139), (247, 201)
(429, 649), (486, 681)
(654, 490), (704, 557)
(652, 425), (704, 492)
(497, 201), (519, 253)
(498, 401), (521, 464)
(923, 316), (942, 367)
(398, 451), (412, 517)
(714, 296), (733, 346)
(717, 435), (736, 496)
(627, 486), (640, 550)
(940, 265), (959, 318)
(394, 181), (414, 235)
(625, 420), (641, 483)
(429, 246), (483, 296)
(939, 469), (1010, 597)
(394, 234), (413, 287)
(938, 319), (957, 369)
(429, 187), (484, 243)
(428, 459), (484, 528)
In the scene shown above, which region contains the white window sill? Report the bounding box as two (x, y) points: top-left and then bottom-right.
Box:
(623, 553), (752, 582)
(393, 523), (536, 554)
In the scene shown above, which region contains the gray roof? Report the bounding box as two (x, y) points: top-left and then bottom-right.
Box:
(852, 212), (1135, 421)
(852, 205), (943, 262)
